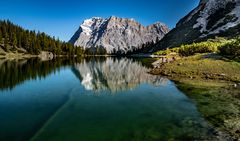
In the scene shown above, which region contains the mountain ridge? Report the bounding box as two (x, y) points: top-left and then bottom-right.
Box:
(69, 16), (169, 54)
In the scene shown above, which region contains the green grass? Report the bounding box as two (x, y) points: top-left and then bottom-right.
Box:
(151, 53), (240, 82)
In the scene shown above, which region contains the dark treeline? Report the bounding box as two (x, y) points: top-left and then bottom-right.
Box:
(81, 46), (108, 55)
(116, 38), (159, 55)
(100, 41), (155, 56)
(0, 20), (86, 55)
(110, 41), (155, 55)
(127, 41), (155, 55)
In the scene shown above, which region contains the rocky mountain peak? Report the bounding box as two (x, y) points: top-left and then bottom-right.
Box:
(69, 16), (169, 54)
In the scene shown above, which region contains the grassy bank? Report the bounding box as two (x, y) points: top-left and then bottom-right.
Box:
(150, 53), (240, 82)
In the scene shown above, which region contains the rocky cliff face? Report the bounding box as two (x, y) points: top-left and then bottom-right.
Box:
(69, 16), (169, 54)
(153, 0), (240, 51)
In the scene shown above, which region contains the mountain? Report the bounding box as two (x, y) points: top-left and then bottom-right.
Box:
(152, 0), (240, 52)
(69, 16), (169, 54)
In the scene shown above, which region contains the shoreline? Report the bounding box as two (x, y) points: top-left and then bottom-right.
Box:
(0, 53), (166, 60)
(0, 54), (38, 60)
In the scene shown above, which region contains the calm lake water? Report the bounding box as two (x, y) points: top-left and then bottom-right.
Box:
(0, 57), (216, 141)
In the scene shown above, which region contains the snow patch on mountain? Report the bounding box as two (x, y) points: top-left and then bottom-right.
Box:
(193, 0), (232, 32)
(80, 19), (94, 36)
(192, 0), (240, 37)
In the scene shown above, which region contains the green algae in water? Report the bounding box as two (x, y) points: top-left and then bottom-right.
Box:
(176, 81), (240, 140)
(0, 58), (216, 141)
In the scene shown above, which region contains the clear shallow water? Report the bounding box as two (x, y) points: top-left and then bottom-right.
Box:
(0, 58), (215, 141)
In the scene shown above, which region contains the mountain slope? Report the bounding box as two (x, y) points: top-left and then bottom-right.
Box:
(152, 0), (240, 52)
(69, 16), (169, 54)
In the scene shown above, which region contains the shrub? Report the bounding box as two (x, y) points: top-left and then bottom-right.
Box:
(154, 38), (228, 56)
(154, 48), (171, 55)
(219, 37), (240, 58)
(178, 41), (220, 56)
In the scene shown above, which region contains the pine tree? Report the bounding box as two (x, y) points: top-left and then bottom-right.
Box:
(3, 36), (8, 51)
(2, 25), (7, 39)
(12, 33), (17, 47)
(0, 27), (2, 43)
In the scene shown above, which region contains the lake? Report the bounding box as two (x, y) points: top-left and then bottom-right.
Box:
(0, 57), (217, 141)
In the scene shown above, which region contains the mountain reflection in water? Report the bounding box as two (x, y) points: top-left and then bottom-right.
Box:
(72, 58), (167, 92)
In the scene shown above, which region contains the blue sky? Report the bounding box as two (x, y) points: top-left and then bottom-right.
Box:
(0, 0), (199, 41)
